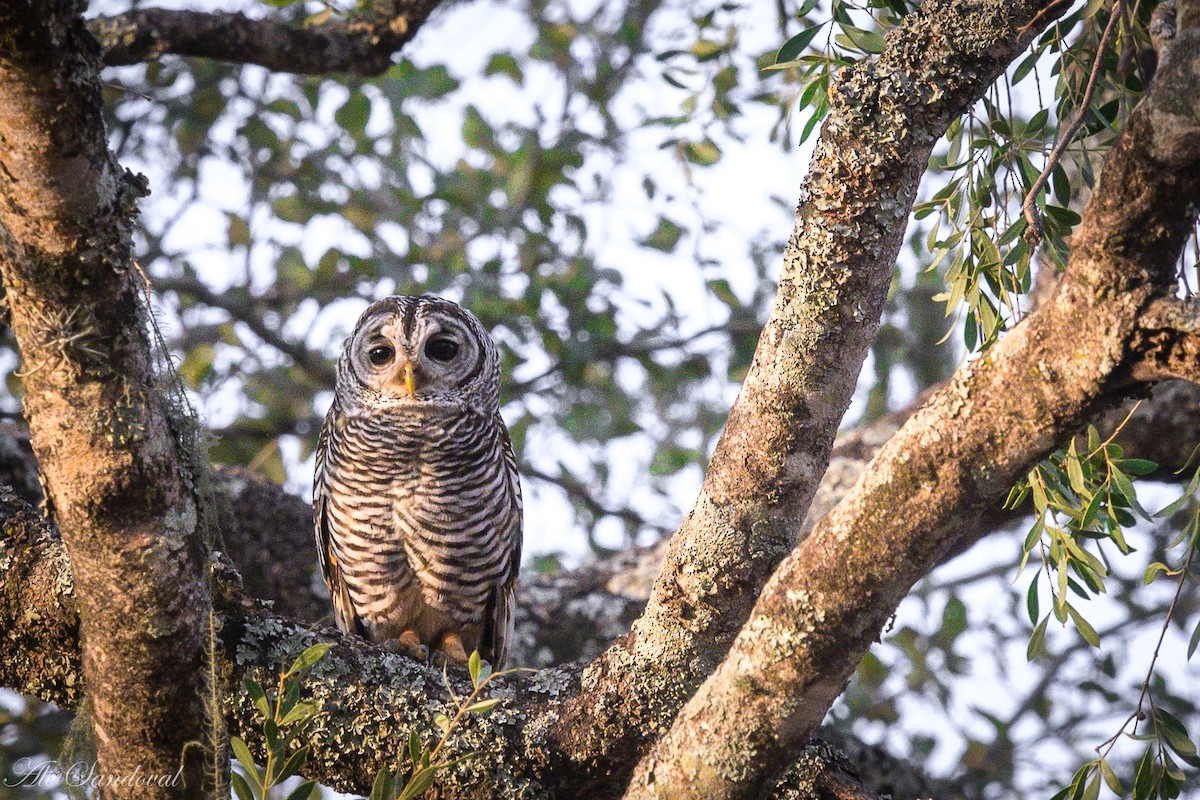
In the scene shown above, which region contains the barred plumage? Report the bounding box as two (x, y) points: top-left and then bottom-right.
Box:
(314, 295), (522, 667)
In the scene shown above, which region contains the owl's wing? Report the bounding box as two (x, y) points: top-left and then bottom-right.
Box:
(482, 421), (523, 668)
(314, 404), (366, 637)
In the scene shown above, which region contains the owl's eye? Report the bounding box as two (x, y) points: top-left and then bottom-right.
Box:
(367, 344), (395, 367)
(424, 337), (459, 362)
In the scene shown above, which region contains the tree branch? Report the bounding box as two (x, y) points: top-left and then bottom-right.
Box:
(0, 2), (214, 794)
(0, 490), (948, 800)
(89, 0), (443, 76)
(623, 2), (1200, 795)
(541, 0), (1070, 791)
(154, 275), (338, 387)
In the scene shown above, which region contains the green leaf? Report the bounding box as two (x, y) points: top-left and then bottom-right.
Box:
(1188, 617), (1200, 660)
(369, 767), (394, 800)
(279, 701), (318, 728)
(690, 39), (725, 61)
(244, 678), (271, 719)
(398, 765), (440, 800)
(286, 643), (331, 677)
(642, 217), (684, 253)
(774, 25), (823, 64)
(1067, 443), (1086, 494)
(484, 53), (523, 82)
(284, 780), (317, 800)
(1099, 759), (1122, 794)
(409, 729), (422, 765)
(231, 771), (255, 800)
(1027, 615), (1049, 661)
(468, 650), (482, 686)
(1144, 562), (1170, 585)
(433, 711), (451, 734)
(839, 25), (885, 54)
(231, 737), (263, 795)
(1118, 458), (1158, 476)
(1026, 578), (1040, 625)
(231, 736), (257, 773)
(275, 746), (309, 784)
(1109, 465), (1149, 519)
(1133, 745), (1155, 799)
(1157, 709), (1198, 758)
(683, 140), (721, 166)
(335, 91), (371, 137)
(465, 698), (503, 714)
(1066, 604), (1100, 647)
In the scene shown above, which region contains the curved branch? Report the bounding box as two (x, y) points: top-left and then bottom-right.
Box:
(542, 0), (1071, 791)
(0, 491), (947, 800)
(154, 276), (337, 387)
(624, 2), (1200, 795)
(89, 1), (443, 76)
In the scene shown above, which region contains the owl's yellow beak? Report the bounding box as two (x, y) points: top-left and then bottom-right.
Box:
(400, 361), (417, 397)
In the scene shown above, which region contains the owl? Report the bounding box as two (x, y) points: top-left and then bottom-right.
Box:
(313, 295), (522, 667)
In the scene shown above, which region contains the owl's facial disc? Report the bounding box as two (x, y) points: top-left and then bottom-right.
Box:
(350, 314), (479, 404)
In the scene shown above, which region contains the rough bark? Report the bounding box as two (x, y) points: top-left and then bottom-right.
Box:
(89, 0), (443, 76)
(0, 2), (214, 796)
(5, 373), (1199, 669)
(0, 491), (948, 800)
(622, 3), (1200, 796)
(536, 2), (1071, 793)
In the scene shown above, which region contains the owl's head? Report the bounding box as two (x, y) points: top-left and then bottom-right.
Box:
(337, 295), (502, 414)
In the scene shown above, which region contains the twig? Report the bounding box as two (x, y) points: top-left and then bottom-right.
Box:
(1022, 2), (1124, 244)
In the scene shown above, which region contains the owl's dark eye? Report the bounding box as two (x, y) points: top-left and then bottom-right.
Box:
(424, 337), (459, 362)
(367, 344), (395, 367)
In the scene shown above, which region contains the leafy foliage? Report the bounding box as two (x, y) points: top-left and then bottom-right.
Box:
(367, 652), (528, 800)
(231, 643), (329, 800)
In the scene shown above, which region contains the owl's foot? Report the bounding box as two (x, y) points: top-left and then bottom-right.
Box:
(436, 632), (469, 665)
(385, 629), (428, 663)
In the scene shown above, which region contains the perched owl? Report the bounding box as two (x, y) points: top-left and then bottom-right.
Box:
(314, 295), (522, 667)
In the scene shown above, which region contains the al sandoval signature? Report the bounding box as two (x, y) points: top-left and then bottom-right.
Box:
(5, 758), (186, 790)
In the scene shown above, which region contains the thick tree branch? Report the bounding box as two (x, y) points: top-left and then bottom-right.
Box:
(4, 363), (1197, 676)
(89, 1), (442, 76)
(542, 0), (1069, 791)
(0, 492), (948, 800)
(0, 2), (214, 795)
(624, 3), (1200, 796)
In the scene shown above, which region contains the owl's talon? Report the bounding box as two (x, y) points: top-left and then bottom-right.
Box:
(438, 633), (470, 665)
(383, 629), (428, 662)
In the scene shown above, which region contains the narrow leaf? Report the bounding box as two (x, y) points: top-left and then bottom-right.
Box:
(285, 643), (331, 677)
(775, 25), (823, 64)
(465, 698), (503, 714)
(230, 737), (260, 790)
(1066, 604), (1100, 647)
(280, 701), (318, 728)
(398, 766), (440, 800)
(275, 746), (309, 784)
(369, 767), (393, 800)
(244, 679), (271, 719)
(468, 650), (482, 687)
(1027, 615), (1049, 661)
(284, 780), (317, 800)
